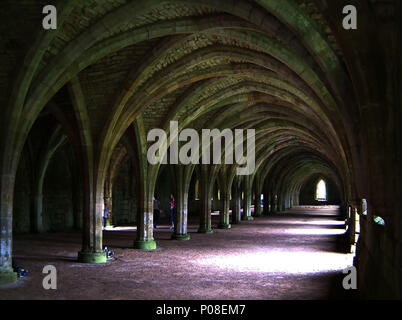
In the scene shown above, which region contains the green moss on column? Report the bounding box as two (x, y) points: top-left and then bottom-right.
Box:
(218, 192), (231, 229)
(171, 233), (191, 241)
(77, 251), (107, 264)
(198, 226), (214, 234)
(0, 269), (17, 285)
(134, 239), (157, 250)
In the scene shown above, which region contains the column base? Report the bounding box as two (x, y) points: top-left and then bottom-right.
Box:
(171, 233), (191, 241)
(198, 227), (214, 234)
(77, 251), (107, 264)
(134, 239), (157, 250)
(218, 223), (231, 229)
(242, 216), (254, 221)
(0, 269), (18, 285)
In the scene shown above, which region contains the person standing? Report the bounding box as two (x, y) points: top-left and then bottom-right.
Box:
(170, 194), (175, 230)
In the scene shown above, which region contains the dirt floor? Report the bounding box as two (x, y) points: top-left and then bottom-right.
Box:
(0, 206), (358, 300)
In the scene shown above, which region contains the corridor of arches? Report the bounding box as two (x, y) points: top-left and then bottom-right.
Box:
(0, 0), (401, 300)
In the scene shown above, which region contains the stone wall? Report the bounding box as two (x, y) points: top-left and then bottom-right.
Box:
(42, 144), (75, 232)
(154, 165), (174, 221)
(112, 158), (138, 225)
(12, 147), (32, 234)
(13, 142), (78, 234)
(356, 216), (402, 299)
(299, 175), (342, 205)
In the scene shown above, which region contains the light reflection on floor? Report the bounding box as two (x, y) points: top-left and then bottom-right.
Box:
(272, 219), (345, 226)
(194, 249), (354, 274)
(194, 206), (353, 275)
(284, 228), (346, 235)
(105, 226), (137, 231)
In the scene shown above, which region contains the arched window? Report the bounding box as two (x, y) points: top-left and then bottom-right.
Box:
(316, 179), (327, 201)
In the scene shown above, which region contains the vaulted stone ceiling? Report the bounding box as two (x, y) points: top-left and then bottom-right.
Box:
(2, 0), (361, 197)
(1, 0), (401, 293)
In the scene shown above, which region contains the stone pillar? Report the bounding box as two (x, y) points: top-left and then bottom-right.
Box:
(231, 183), (242, 224)
(254, 191), (262, 217)
(134, 192), (157, 250)
(277, 193), (285, 212)
(272, 193), (278, 213)
(263, 190), (270, 216)
(171, 166), (190, 241)
(343, 203), (357, 254)
(242, 176), (253, 221)
(349, 201), (360, 253)
(172, 198), (190, 240)
(0, 174), (17, 284)
(232, 195), (241, 224)
(69, 78), (107, 263)
(198, 165), (213, 234)
(78, 189), (107, 263)
(218, 192), (231, 229)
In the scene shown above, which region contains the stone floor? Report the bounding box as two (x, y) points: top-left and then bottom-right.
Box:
(0, 206), (358, 300)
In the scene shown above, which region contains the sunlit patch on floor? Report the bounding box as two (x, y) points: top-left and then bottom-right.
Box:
(270, 219), (345, 226)
(284, 228), (346, 235)
(105, 226), (137, 231)
(194, 250), (354, 274)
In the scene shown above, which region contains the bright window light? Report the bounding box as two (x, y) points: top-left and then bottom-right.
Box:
(316, 179), (327, 201)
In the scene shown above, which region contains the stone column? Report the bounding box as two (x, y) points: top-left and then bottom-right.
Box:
(263, 189), (270, 216)
(198, 165), (213, 234)
(277, 193), (285, 212)
(348, 201), (360, 253)
(218, 191), (231, 229)
(0, 174), (17, 284)
(242, 176), (253, 221)
(271, 193), (278, 214)
(254, 191), (262, 217)
(231, 182), (242, 224)
(232, 195), (242, 224)
(77, 188), (107, 263)
(172, 197), (190, 240)
(171, 166), (190, 241)
(134, 191), (157, 250)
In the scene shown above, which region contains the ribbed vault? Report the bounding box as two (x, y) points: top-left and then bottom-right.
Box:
(1, 0), (401, 297)
(0, 0), (375, 264)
